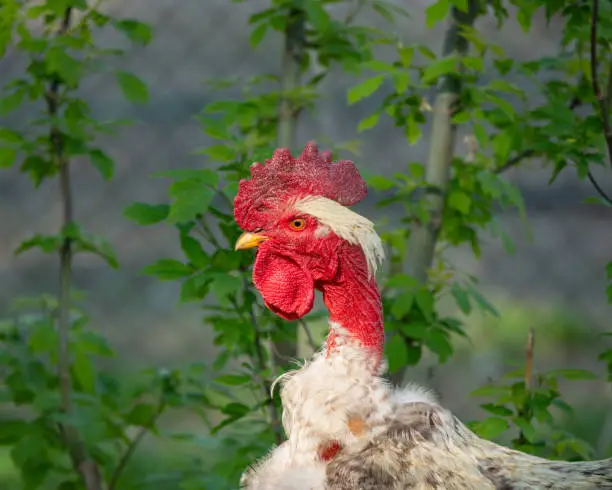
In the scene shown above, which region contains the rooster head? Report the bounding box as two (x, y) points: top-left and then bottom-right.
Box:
(233, 141), (384, 324)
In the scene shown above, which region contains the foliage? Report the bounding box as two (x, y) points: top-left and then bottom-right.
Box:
(0, 2), (211, 489)
(0, 0), (611, 489)
(469, 365), (598, 460)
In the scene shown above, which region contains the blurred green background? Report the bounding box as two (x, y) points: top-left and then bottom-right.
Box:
(1, 0), (611, 487)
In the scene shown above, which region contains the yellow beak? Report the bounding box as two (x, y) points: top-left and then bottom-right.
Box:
(234, 232), (269, 250)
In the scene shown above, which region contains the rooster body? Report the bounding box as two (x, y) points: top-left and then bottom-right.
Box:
(233, 142), (612, 489)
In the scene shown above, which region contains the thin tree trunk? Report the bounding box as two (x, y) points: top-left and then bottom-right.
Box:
(47, 8), (104, 490)
(394, 1), (481, 385)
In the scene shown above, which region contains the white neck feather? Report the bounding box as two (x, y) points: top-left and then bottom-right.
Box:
(294, 196), (385, 278)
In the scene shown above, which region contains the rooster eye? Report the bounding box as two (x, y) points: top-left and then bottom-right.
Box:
(289, 218), (306, 231)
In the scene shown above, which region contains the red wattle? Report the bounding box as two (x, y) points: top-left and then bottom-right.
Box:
(253, 246), (315, 321)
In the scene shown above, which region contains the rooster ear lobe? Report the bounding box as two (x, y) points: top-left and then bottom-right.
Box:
(252, 248), (314, 321)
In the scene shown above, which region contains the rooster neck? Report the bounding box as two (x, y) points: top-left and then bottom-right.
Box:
(317, 245), (384, 365)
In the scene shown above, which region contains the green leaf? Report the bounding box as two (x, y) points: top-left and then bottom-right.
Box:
(73, 348), (95, 393)
(391, 71), (411, 93)
(415, 289), (435, 322)
(168, 181), (215, 223)
(14, 234), (62, 255)
(0, 128), (23, 143)
(450, 0), (469, 12)
(0, 147), (16, 168)
(398, 46), (414, 68)
(386, 274), (419, 289)
(347, 75), (386, 105)
(180, 273), (209, 302)
(485, 94), (515, 118)
(405, 115), (422, 144)
(493, 131), (512, 162)
(447, 190), (472, 214)
(69, 227), (119, 269)
(391, 291), (414, 318)
(408, 162), (424, 179)
(0, 91), (24, 115)
(125, 403), (157, 426)
(114, 19), (153, 45)
(116, 71), (149, 104)
(401, 322), (428, 340)
(20, 155), (56, 187)
(367, 175), (396, 191)
(405, 344), (422, 365)
(422, 56), (457, 84)
(0, 419), (30, 445)
(46, 46), (81, 86)
(467, 286), (499, 316)
(557, 438), (594, 461)
(304, 0), (331, 32)
(221, 402), (250, 418)
(425, 328), (453, 362)
(451, 284), (471, 314)
(462, 56), (483, 72)
(28, 320), (57, 354)
(199, 144), (237, 163)
(88, 149), (114, 180)
(514, 417), (537, 442)
(469, 417), (509, 439)
(357, 113), (380, 132)
(215, 375), (251, 386)
(141, 259), (193, 280)
(385, 335), (408, 373)
(124, 202), (169, 225)
(78, 331), (115, 357)
(209, 272), (242, 302)
(249, 22), (268, 48)
(481, 403), (513, 417)
(473, 122), (488, 149)
(180, 234), (209, 268)
(425, 0), (450, 28)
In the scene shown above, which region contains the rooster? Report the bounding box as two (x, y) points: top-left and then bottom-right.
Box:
(233, 142), (612, 489)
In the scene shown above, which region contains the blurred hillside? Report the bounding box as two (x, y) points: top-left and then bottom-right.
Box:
(0, 0), (610, 452)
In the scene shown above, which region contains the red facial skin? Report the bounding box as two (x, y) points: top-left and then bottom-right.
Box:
(250, 205), (384, 364)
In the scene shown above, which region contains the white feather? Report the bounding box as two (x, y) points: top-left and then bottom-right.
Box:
(294, 196), (385, 278)
(241, 323), (437, 489)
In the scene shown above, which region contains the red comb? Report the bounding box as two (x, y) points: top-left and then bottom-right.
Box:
(234, 141), (367, 231)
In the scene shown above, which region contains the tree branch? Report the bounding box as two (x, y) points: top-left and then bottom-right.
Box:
(404, 2), (481, 285)
(108, 399), (166, 490)
(299, 319), (318, 354)
(587, 170), (612, 205)
(524, 327), (534, 391)
(277, 7), (305, 151)
(244, 281), (284, 445)
(494, 149), (537, 175)
(590, 0), (612, 166)
(47, 8), (103, 490)
(393, 1), (482, 386)
(516, 327), (535, 446)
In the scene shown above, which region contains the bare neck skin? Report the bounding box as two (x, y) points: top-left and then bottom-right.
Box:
(317, 245), (384, 366)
